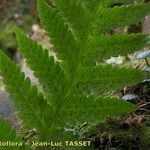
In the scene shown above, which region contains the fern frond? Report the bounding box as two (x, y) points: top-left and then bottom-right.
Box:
(54, 0), (90, 39)
(74, 65), (144, 94)
(0, 51), (51, 138)
(37, 0), (79, 70)
(0, 119), (30, 150)
(92, 3), (150, 34)
(15, 28), (67, 106)
(83, 34), (149, 65)
(55, 95), (137, 126)
(45, 95), (137, 140)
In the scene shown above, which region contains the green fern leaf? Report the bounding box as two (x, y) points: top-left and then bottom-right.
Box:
(44, 95), (137, 140)
(15, 28), (67, 106)
(83, 34), (149, 65)
(92, 3), (150, 34)
(0, 0), (149, 147)
(74, 65), (144, 94)
(0, 119), (30, 150)
(37, 0), (79, 70)
(0, 51), (51, 139)
(55, 95), (137, 126)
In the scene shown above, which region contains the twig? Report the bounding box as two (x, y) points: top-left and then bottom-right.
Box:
(139, 102), (150, 108)
(139, 108), (150, 112)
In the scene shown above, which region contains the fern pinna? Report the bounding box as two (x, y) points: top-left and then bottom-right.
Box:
(0, 0), (150, 149)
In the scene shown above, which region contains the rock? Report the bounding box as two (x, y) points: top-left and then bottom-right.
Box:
(122, 94), (138, 101)
(0, 91), (15, 118)
(106, 55), (125, 65)
(0, 91), (19, 129)
(135, 50), (150, 59)
(21, 63), (38, 84)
